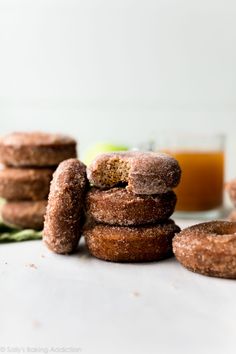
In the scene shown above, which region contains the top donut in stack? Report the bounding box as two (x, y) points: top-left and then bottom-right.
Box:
(84, 151), (182, 262)
(0, 132), (77, 230)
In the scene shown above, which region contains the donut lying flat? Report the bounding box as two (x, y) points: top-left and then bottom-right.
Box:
(1, 201), (47, 230)
(173, 221), (236, 279)
(226, 179), (236, 207)
(87, 151), (181, 195)
(86, 187), (177, 226)
(0, 168), (54, 201)
(228, 210), (236, 222)
(84, 220), (180, 262)
(0, 132), (77, 167)
(43, 159), (88, 254)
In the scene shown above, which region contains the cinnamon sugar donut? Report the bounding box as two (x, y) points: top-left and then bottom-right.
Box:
(84, 220), (180, 262)
(226, 179), (236, 207)
(173, 221), (236, 279)
(1, 200), (47, 230)
(87, 151), (181, 195)
(0, 167), (54, 201)
(228, 210), (236, 222)
(86, 187), (177, 226)
(0, 132), (77, 167)
(43, 159), (88, 254)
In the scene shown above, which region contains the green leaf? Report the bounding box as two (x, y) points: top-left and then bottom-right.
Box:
(0, 228), (42, 243)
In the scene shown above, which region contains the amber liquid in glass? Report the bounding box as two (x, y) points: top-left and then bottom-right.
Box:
(165, 151), (224, 212)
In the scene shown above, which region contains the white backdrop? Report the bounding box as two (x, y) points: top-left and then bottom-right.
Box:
(0, 0), (236, 178)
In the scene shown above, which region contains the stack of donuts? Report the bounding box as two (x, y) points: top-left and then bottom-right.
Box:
(43, 152), (182, 262)
(0, 132), (77, 230)
(42, 152), (236, 278)
(83, 152), (181, 262)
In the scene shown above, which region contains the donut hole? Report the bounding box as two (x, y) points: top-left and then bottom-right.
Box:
(99, 158), (130, 187)
(211, 223), (236, 236)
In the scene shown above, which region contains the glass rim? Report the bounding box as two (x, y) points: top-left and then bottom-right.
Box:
(155, 131), (225, 140)
(153, 132), (226, 152)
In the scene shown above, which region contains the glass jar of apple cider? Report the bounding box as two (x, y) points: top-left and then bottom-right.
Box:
(156, 134), (225, 218)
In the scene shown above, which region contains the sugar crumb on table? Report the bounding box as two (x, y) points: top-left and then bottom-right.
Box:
(25, 263), (38, 269)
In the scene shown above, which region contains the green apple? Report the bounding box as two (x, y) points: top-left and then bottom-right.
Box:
(84, 142), (129, 165)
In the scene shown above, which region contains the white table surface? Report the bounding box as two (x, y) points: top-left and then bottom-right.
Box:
(0, 219), (235, 354)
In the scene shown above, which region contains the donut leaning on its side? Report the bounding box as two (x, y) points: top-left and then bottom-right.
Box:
(43, 159), (88, 254)
(173, 221), (236, 279)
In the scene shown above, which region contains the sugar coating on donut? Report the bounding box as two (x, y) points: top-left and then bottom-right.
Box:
(173, 221), (236, 279)
(0, 132), (76, 146)
(0, 132), (77, 167)
(0, 167), (54, 201)
(2, 200), (47, 230)
(226, 179), (236, 207)
(87, 151), (181, 195)
(86, 187), (177, 226)
(228, 210), (236, 222)
(84, 220), (181, 262)
(43, 159), (88, 254)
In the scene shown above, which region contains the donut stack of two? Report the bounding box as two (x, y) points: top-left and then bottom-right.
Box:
(0, 132), (77, 230)
(84, 152), (182, 262)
